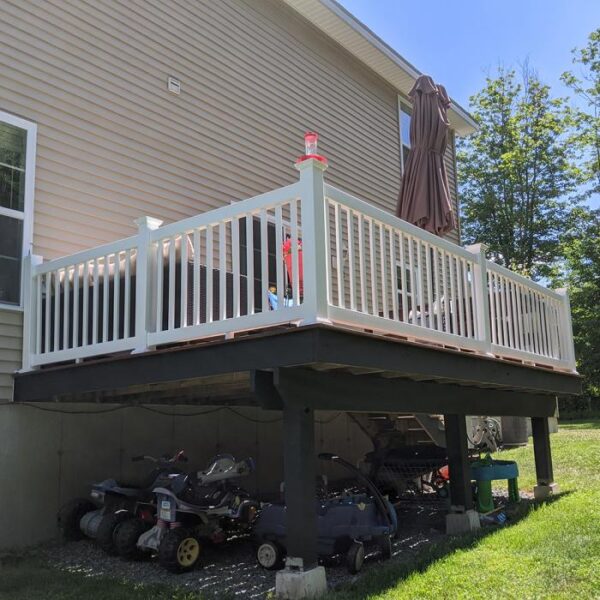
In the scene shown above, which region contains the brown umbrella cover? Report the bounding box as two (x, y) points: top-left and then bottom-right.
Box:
(396, 75), (456, 236)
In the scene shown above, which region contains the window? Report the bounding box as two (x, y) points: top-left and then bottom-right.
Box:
(0, 111), (36, 307)
(398, 100), (412, 173)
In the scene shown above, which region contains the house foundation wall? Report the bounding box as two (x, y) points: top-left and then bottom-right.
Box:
(0, 403), (372, 550)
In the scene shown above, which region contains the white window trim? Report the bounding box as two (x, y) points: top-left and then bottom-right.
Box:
(0, 109), (37, 311)
(397, 96), (412, 175)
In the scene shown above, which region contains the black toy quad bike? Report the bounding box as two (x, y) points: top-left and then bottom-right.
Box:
(57, 450), (188, 554)
(115, 454), (259, 572)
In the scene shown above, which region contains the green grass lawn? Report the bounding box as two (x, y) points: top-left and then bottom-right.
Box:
(1, 421), (598, 600)
(333, 420), (600, 600)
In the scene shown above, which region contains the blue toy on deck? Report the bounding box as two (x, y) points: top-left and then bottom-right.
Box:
(253, 453), (398, 574)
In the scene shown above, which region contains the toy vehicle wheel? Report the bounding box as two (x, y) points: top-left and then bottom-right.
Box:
(96, 512), (129, 555)
(346, 541), (365, 574)
(57, 498), (96, 541)
(256, 541), (285, 570)
(114, 517), (148, 560)
(159, 528), (202, 573)
(377, 534), (392, 560)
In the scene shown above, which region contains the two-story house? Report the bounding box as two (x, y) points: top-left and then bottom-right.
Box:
(0, 0), (579, 591)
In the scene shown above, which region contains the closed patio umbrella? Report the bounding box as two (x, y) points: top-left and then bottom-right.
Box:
(396, 75), (456, 236)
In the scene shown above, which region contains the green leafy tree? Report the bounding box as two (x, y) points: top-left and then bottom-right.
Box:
(554, 208), (600, 411)
(457, 66), (582, 280)
(561, 28), (600, 197)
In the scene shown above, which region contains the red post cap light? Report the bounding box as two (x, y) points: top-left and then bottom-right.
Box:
(297, 131), (328, 164)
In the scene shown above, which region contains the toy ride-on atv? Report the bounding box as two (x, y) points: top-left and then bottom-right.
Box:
(115, 454), (259, 572)
(253, 453), (398, 574)
(57, 450), (188, 554)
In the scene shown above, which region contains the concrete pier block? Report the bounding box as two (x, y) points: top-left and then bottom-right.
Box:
(275, 565), (327, 599)
(534, 482), (559, 501)
(446, 508), (481, 535)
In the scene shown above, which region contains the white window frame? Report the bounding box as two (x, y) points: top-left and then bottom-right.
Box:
(0, 109), (37, 311)
(397, 97), (412, 175)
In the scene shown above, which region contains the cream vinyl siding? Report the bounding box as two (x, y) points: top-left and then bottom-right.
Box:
(0, 0), (406, 261)
(0, 310), (22, 401)
(444, 132), (461, 245)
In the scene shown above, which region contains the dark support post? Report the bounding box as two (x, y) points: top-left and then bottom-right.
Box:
(283, 401), (318, 569)
(444, 414), (473, 511)
(444, 414), (480, 534)
(531, 416), (558, 499)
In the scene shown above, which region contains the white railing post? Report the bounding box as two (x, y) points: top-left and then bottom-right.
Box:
(20, 253), (43, 372)
(133, 216), (163, 353)
(466, 243), (493, 355)
(295, 158), (330, 324)
(556, 288), (576, 371)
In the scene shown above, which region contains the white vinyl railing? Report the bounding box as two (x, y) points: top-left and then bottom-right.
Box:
(21, 158), (577, 372)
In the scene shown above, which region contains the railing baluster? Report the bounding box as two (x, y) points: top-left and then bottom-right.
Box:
(415, 240), (425, 327)
(92, 259), (99, 345)
(245, 217), (254, 316)
(44, 272), (51, 353)
(82, 263), (89, 347)
(113, 252), (120, 340)
(193, 229), (200, 325)
(407, 236), (417, 325)
(219, 223), (227, 321)
(515, 283), (524, 351)
(509, 279), (519, 350)
(206, 226), (214, 323)
(389, 228), (399, 321)
(334, 202), (343, 308)
(433, 248), (442, 332)
(53, 269), (60, 351)
(102, 255), (109, 343)
(168, 237), (176, 330)
(156, 241), (164, 332)
(456, 257), (465, 336)
(425, 245), (433, 330)
(124, 250), (131, 338)
(72, 264), (79, 348)
(181, 233), (188, 327)
(357, 213), (366, 313)
(63, 267), (70, 350)
(35, 274), (42, 355)
(347, 209), (356, 311)
(504, 277), (514, 348)
(275, 206), (284, 311)
(449, 254), (457, 334)
(290, 199), (300, 305)
(442, 250), (450, 333)
(399, 232), (408, 323)
(232, 218), (241, 319)
(368, 219), (377, 315)
(379, 223), (388, 319)
(260, 208), (269, 312)
(462, 259), (472, 338)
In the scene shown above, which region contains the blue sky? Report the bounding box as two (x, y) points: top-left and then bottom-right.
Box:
(338, 0), (600, 207)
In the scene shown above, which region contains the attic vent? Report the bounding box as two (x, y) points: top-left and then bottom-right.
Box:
(167, 77), (181, 95)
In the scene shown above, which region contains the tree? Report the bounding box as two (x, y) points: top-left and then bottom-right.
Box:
(561, 28), (600, 197)
(457, 66), (582, 280)
(554, 208), (600, 411)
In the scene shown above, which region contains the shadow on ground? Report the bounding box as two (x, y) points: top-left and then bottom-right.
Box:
(25, 492), (569, 599)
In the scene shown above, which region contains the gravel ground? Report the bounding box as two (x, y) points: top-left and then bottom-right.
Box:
(43, 503), (448, 599)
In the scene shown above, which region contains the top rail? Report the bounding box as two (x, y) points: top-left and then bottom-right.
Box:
(33, 236), (139, 275)
(485, 260), (563, 301)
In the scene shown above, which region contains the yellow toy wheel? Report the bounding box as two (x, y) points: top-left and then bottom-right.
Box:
(159, 528), (202, 573)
